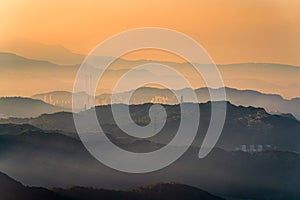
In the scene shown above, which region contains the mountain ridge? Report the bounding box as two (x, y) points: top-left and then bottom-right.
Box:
(1, 51), (299, 98)
(0, 97), (69, 118)
(0, 127), (299, 199)
(1, 102), (300, 153)
(30, 86), (300, 120)
(0, 171), (224, 200)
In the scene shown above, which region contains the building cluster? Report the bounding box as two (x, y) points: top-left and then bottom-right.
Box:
(43, 95), (53, 104)
(151, 96), (169, 104)
(235, 144), (277, 153)
(43, 95), (72, 106)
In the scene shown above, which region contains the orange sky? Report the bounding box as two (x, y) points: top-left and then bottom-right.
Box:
(1, 0), (300, 65)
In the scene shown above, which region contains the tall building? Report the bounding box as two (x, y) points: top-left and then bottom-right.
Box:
(49, 95), (53, 105)
(257, 145), (263, 152)
(43, 95), (48, 103)
(241, 145), (247, 152)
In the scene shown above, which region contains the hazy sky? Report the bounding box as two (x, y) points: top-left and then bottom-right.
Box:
(1, 0), (300, 65)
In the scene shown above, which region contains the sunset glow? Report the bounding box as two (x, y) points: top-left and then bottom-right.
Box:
(1, 0), (300, 65)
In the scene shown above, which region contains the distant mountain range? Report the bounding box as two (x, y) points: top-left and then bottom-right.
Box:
(31, 87), (300, 120)
(0, 51), (300, 99)
(0, 52), (63, 69)
(0, 97), (68, 118)
(0, 41), (86, 65)
(0, 52), (78, 97)
(2, 85), (300, 120)
(0, 171), (224, 200)
(1, 102), (300, 153)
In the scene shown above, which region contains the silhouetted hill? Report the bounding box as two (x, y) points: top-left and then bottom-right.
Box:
(0, 123), (41, 135)
(32, 87), (300, 120)
(1, 102), (300, 152)
(0, 171), (65, 200)
(0, 97), (68, 118)
(199, 87), (300, 120)
(53, 183), (225, 200)
(0, 41), (85, 65)
(0, 171), (224, 200)
(0, 112), (76, 137)
(101, 87), (300, 120)
(0, 128), (299, 199)
(0, 52), (61, 69)
(133, 183), (224, 200)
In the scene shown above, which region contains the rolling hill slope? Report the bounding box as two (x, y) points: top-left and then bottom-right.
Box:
(0, 97), (68, 118)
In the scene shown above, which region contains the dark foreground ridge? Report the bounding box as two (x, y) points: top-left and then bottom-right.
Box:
(0, 171), (224, 200)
